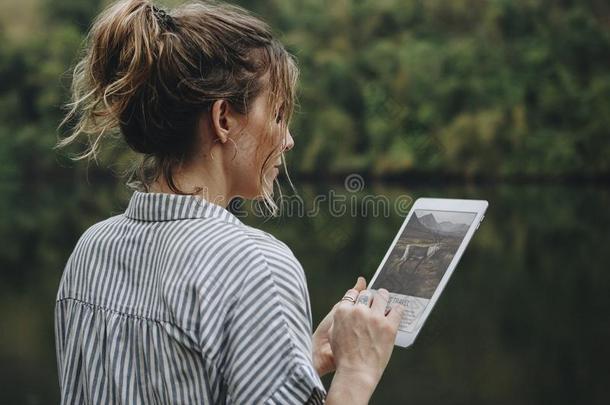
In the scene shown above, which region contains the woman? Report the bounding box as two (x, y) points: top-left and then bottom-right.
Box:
(54, 1), (404, 403)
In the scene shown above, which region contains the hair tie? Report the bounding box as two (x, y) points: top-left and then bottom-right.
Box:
(152, 5), (177, 31)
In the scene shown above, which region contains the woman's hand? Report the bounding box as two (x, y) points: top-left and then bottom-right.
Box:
(312, 277), (367, 376)
(325, 286), (405, 405)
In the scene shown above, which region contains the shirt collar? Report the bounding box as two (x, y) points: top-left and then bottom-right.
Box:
(124, 191), (243, 225)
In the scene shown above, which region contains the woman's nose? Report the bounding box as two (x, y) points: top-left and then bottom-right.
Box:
(284, 131), (294, 152)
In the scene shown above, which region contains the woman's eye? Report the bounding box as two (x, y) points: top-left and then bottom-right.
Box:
(275, 107), (284, 124)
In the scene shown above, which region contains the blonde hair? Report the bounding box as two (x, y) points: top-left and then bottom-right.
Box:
(56, 0), (298, 215)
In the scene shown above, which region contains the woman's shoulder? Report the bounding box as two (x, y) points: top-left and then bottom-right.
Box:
(239, 224), (293, 252)
(74, 214), (298, 264)
(71, 214), (127, 251)
(179, 220), (307, 300)
(238, 224), (303, 270)
(181, 216), (299, 263)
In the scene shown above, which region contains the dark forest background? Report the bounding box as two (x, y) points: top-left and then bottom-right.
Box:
(1, 0), (609, 183)
(1, 1), (609, 403)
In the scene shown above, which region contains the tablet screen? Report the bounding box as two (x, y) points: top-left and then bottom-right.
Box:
(371, 209), (477, 332)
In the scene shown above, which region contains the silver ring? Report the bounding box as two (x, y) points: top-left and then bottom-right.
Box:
(341, 295), (356, 304)
(356, 293), (370, 305)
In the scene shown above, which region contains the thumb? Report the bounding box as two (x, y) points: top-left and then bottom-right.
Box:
(353, 276), (367, 291)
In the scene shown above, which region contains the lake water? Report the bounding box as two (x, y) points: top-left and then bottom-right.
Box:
(1, 181), (608, 404)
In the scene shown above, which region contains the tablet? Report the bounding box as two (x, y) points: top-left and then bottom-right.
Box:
(365, 198), (488, 347)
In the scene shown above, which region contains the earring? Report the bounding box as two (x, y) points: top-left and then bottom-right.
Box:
(210, 138), (239, 161)
(227, 137), (239, 161)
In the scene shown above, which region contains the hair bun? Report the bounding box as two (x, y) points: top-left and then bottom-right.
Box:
(152, 5), (177, 31)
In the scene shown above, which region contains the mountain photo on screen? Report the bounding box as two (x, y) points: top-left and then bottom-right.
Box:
(372, 210), (477, 300)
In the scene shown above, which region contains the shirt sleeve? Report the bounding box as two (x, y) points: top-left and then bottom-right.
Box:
(219, 239), (327, 405)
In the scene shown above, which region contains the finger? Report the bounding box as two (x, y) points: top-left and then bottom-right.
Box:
(356, 289), (372, 307)
(353, 276), (367, 292)
(371, 288), (390, 315)
(338, 288), (359, 306)
(386, 303), (406, 330)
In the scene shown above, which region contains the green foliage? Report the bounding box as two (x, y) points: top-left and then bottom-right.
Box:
(1, 0), (609, 180)
(260, 0), (610, 177)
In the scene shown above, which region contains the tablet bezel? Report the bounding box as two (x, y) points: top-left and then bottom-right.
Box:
(368, 198), (488, 347)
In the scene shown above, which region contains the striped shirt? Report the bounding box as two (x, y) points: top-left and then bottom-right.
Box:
(54, 191), (327, 404)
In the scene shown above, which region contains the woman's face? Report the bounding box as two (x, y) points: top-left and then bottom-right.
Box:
(229, 89), (294, 201)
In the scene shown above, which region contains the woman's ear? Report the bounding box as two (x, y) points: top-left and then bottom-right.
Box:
(210, 99), (237, 143)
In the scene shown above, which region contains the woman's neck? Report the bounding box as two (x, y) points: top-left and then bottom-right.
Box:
(148, 151), (232, 208)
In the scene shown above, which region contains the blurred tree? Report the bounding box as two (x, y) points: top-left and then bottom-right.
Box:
(0, 0), (608, 181)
